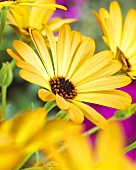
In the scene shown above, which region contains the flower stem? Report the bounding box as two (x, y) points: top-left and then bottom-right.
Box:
(83, 116), (116, 137)
(15, 153), (33, 170)
(1, 85), (7, 121)
(0, 7), (9, 44)
(55, 110), (69, 120)
(82, 126), (99, 137)
(121, 141), (136, 155)
(44, 100), (56, 112)
(35, 151), (40, 166)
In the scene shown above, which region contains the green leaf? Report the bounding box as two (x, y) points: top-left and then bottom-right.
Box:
(114, 104), (136, 120)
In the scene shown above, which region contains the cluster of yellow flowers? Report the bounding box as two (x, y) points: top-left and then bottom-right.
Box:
(0, 0), (136, 169)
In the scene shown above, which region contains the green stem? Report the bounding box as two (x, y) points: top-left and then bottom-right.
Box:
(83, 116), (116, 137)
(35, 151), (40, 166)
(55, 110), (69, 120)
(1, 85), (7, 121)
(121, 141), (136, 155)
(82, 126), (99, 137)
(0, 7), (9, 44)
(44, 100), (56, 112)
(15, 153), (33, 170)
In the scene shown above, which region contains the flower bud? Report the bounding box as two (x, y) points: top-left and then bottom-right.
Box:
(114, 104), (136, 120)
(0, 62), (13, 87)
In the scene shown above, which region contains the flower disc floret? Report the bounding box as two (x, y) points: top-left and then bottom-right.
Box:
(50, 76), (77, 99)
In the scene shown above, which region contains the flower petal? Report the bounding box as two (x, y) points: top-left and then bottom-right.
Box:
(65, 102), (84, 124)
(48, 17), (76, 33)
(7, 108), (46, 147)
(120, 9), (136, 51)
(38, 88), (56, 102)
(75, 90), (132, 110)
(57, 24), (71, 76)
(110, 1), (122, 46)
(71, 50), (113, 84)
(20, 70), (50, 90)
(76, 60), (122, 85)
(12, 40), (49, 80)
(65, 30), (82, 78)
(67, 38), (95, 80)
(77, 75), (131, 92)
(56, 94), (69, 110)
(29, 28), (54, 78)
(72, 101), (109, 130)
(6, 49), (23, 61)
(43, 24), (57, 76)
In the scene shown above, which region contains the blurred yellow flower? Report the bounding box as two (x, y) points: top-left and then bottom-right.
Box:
(43, 122), (136, 170)
(7, 0), (76, 41)
(7, 23), (132, 129)
(0, 108), (46, 169)
(0, 0), (66, 14)
(0, 108), (78, 170)
(93, 1), (136, 79)
(43, 125), (93, 170)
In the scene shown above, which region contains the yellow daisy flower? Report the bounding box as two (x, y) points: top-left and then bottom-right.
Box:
(7, 24), (132, 129)
(93, 1), (136, 79)
(0, 108), (78, 169)
(7, 0), (76, 42)
(0, 0), (66, 14)
(43, 122), (136, 170)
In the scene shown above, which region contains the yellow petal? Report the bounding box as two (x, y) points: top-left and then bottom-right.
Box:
(110, 1), (122, 46)
(77, 60), (122, 85)
(75, 90), (132, 110)
(38, 88), (56, 102)
(125, 39), (136, 58)
(120, 9), (136, 51)
(67, 38), (95, 80)
(72, 101), (109, 130)
(56, 94), (69, 110)
(65, 30), (82, 79)
(20, 70), (50, 90)
(92, 8), (109, 35)
(96, 122), (125, 161)
(57, 24), (71, 76)
(104, 18), (117, 53)
(43, 24), (57, 76)
(65, 102), (84, 124)
(71, 50), (113, 84)
(30, 0), (55, 29)
(77, 75), (131, 92)
(6, 49), (23, 61)
(48, 17), (76, 33)
(13, 40), (50, 80)
(2, 108), (46, 148)
(29, 28), (54, 78)
(18, 3), (67, 11)
(16, 60), (46, 78)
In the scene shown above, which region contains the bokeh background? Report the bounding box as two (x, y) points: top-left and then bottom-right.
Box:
(0, 0), (136, 160)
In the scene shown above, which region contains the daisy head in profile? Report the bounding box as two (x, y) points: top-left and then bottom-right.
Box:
(0, 0), (66, 14)
(7, 23), (132, 130)
(93, 1), (136, 79)
(7, 0), (75, 42)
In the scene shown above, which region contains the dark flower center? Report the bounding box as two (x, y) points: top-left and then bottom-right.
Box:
(49, 76), (77, 99)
